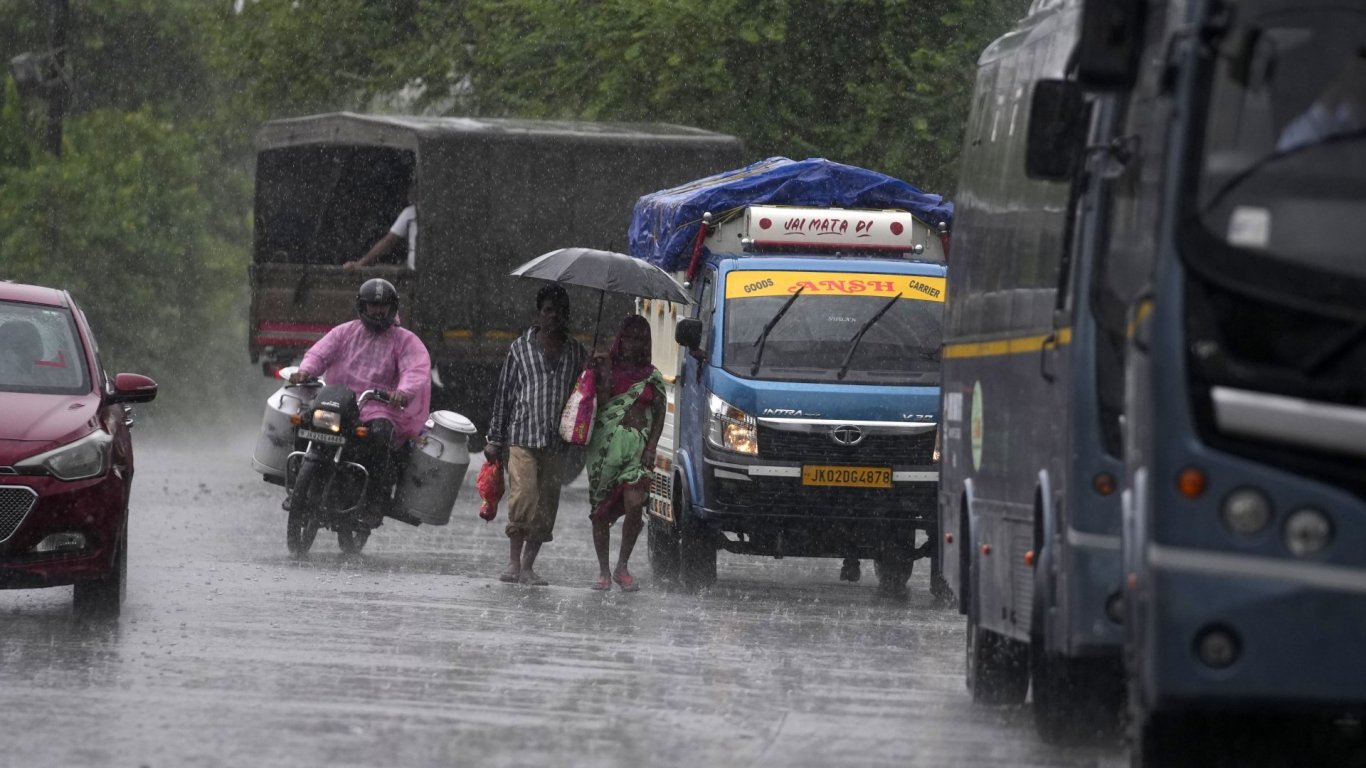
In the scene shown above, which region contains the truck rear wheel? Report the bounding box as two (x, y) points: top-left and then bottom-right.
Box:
(676, 483), (716, 590)
(874, 545), (914, 600)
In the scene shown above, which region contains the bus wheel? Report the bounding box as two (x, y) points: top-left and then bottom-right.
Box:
(676, 483), (716, 590)
(1131, 711), (1218, 768)
(966, 615), (1028, 705)
(1032, 644), (1122, 743)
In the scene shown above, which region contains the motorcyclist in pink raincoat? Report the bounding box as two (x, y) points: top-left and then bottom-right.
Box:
(291, 278), (432, 522)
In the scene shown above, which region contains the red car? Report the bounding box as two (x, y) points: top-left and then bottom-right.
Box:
(0, 281), (157, 617)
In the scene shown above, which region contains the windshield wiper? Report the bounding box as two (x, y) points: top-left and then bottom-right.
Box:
(836, 293), (902, 380)
(1201, 127), (1366, 216)
(750, 286), (804, 376)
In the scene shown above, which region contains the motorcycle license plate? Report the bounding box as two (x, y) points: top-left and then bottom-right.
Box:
(298, 428), (346, 445)
(801, 465), (892, 488)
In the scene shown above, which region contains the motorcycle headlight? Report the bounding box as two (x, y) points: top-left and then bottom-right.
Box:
(15, 430), (113, 481)
(312, 410), (342, 432)
(707, 393), (758, 455)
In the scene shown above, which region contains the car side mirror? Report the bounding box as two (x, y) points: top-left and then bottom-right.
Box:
(1075, 0), (1145, 91)
(109, 372), (158, 404)
(675, 318), (703, 349)
(1025, 80), (1088, 181)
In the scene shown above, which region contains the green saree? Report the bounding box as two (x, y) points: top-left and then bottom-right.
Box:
(587, 370), (666, 522)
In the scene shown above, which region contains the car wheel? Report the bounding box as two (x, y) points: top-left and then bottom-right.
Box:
(287, 464), (322, 555)
(676, 481), (716, 590)
(73, 524), (126, 619)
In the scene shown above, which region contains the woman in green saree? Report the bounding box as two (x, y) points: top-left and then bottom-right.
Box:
(587, 315), (666, 591)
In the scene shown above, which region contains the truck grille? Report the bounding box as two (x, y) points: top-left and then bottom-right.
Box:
(713, 475), (936, 519)
(0, 487), (38, 543)
(757, 426), (935, 465)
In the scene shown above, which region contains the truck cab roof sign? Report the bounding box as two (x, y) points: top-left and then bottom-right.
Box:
(740, 206), (923, 253)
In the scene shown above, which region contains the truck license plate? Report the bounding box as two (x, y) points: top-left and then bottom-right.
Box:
(801, 465), (892, 488)
(298, 428), (346, 445)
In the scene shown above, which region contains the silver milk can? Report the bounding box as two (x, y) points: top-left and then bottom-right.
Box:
(251, 383), (319, 481)
(397, 410), (476, 525)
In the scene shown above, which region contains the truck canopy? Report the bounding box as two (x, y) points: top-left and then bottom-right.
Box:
(628, 157), (954, 272)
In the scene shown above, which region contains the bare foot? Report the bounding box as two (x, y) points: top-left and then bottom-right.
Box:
(499, 566), (520, 583)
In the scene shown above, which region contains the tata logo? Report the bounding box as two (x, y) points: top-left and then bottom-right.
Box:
(829, 425), (865, 446)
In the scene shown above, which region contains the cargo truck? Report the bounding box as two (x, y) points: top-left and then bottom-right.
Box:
(628, 158), (953, 597)
(248, 112), (744, 435)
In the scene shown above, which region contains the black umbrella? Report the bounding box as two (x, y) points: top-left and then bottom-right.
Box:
(509, 247), (693, 345)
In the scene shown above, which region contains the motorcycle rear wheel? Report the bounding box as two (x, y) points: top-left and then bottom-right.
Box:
(286, 465), (322, 555)
(337, 527), (369, 554)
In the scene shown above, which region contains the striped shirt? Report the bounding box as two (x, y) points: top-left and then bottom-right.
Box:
(486, 327), (588, 449)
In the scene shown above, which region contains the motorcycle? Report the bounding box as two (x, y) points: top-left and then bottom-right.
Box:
(284, 375), (424, 554)
(252, 367), (478, 555)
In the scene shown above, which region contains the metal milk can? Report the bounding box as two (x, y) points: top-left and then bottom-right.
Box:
(251, 383), (319, 481)
(397, 410), (477, 526)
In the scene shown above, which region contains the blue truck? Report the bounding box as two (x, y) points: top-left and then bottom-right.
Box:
(627, 158), (954, 597)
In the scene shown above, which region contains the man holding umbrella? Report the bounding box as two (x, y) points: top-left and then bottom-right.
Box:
(484, 283), (587, 586)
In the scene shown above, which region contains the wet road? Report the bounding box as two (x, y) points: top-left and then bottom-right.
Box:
(1, 419), (1125, 767)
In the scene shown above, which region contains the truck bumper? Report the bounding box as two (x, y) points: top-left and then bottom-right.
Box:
(697, 456), (938, 558)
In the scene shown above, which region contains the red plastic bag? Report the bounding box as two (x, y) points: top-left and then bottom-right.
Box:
(477, 458), (504, 521)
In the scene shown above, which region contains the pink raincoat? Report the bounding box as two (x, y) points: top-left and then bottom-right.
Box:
(299, 319), (432, 446)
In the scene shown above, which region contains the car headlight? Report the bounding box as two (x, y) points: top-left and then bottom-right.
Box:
(311, 410), (342, 432)
(15, 430), (113, 481)
(707, 393), (758, 455)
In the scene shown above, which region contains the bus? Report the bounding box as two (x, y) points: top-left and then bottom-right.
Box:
(936, 0), (1127, 742)
(1073, 0), (1366, 763)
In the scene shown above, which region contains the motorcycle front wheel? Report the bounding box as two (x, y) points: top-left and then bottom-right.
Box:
(286, 463), (322, 555)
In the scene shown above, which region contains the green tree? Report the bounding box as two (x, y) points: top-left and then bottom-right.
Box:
(0, 107), (248, 417)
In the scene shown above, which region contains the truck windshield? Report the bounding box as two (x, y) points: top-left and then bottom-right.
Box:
(721, 270), (943, 384)
(1193, 3), (1366, 279)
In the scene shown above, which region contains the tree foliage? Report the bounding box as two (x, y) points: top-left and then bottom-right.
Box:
(0, 108), (247, 395)
(0, 0), (1030, 421)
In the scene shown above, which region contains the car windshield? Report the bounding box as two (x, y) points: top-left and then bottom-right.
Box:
(1193, 2), (1366, 277)
(0, 301), (91, 395)
(721, 269), (943, 384)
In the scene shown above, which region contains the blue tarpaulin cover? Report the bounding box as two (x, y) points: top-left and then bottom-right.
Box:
(628, 156), (954, 271)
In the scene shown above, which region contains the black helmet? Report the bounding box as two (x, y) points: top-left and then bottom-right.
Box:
(356, 278), (399, 333)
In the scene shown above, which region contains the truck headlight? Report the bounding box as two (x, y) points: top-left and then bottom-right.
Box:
(15, 430), (113, 481)
(312, 410), (342, 432)
(707, 394), (758, 455)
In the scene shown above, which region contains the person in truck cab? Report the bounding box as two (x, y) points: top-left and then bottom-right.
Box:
(289, 278), (432, 522)
(345, 181), (417, 271)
